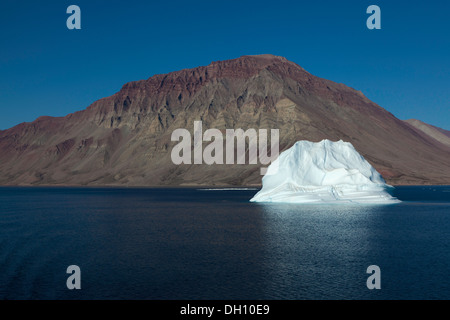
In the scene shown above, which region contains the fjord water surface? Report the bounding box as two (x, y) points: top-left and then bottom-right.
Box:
(0, 186), (449, 299)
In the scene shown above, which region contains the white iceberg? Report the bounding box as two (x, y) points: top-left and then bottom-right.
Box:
(250, 139), (400, 204)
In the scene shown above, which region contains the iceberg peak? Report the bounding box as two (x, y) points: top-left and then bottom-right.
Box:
(250, 139), (400, 204)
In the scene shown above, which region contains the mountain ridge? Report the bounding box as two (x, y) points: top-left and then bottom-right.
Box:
(1, 54), (449, 186)
(405, 119), (450, 148)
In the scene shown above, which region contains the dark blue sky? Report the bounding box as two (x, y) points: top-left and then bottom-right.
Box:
(1, 0), (449, 130)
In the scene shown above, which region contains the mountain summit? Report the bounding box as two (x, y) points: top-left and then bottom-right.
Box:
(1, 55), (449, 185)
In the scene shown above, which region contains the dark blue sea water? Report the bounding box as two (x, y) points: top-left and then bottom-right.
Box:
(0, 186), (449, 300)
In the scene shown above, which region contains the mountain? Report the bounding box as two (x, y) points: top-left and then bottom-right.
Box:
(1, 54), (449, 186)
(404, 119), (450, 148)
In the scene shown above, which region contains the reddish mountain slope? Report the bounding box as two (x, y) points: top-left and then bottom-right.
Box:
(1, 54), (449, 185)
